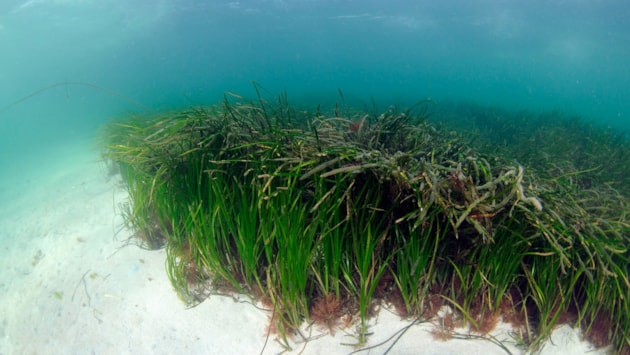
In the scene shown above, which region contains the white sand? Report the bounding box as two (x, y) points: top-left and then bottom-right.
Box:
(0, 141), (608, 354)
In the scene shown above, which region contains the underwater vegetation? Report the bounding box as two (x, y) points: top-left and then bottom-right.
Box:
(102, 86), (629, 353)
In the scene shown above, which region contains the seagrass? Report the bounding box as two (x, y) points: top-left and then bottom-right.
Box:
(102, 90), (629, 352)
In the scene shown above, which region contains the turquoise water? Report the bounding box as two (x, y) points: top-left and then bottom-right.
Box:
(0, 2), (628, 352)
(0, 0), (629, 179)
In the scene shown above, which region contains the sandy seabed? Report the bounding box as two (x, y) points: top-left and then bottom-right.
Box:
(0, 141), (608, 354)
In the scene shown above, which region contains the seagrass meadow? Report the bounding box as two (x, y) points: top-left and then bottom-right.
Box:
(101, 88), (630, 353)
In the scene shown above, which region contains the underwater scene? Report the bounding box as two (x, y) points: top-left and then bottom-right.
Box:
(1, 1), (629, 354)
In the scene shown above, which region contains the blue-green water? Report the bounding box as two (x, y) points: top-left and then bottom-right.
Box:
(0, 2), (628, 352)
(1, 0), (629, 178)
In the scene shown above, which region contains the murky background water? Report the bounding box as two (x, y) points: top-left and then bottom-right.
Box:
(1, 0), (628, 199)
